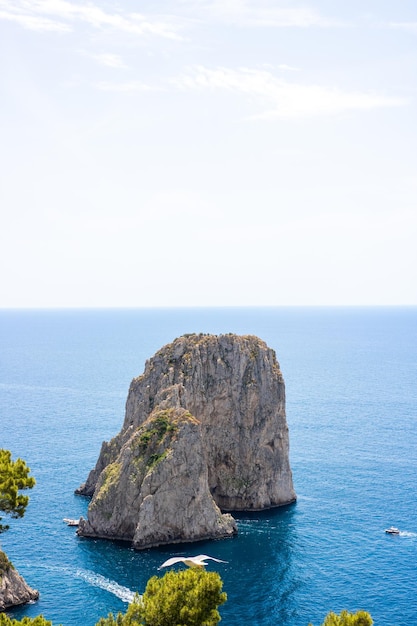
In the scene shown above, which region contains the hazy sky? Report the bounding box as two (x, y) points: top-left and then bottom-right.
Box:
(1, 0), (416, 307)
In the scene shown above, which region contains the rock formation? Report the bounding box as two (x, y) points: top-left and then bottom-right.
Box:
(77, 334), (296, 549)
(0, 550), (39, 611)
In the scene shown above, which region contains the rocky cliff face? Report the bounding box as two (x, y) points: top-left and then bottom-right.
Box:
(77, 334), (296, 548)
(0, 552), (39, 611)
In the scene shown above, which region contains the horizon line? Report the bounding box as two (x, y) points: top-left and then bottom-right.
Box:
(1, 304), (416, 311)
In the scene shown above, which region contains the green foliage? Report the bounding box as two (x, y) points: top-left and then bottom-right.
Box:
(98, 462), (122, 497)
(146, 451), (168, 469)
(0, 549), (14, 576)
(309, 609), (373, 626)
(0, 615), (53, 626)
(95, 595), (142, 626)
(140, 569), (226, 626)
(0, 449), (35, 533)
(96, 569), (226, 626)
(139, 411), (177, 449)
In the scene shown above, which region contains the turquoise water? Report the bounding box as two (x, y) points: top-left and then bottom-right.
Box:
(0, 308), (416, 625)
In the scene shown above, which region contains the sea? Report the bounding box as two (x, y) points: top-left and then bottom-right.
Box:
(0, 307), (416, 626)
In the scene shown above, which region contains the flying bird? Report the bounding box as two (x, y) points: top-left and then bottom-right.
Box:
(158, 554), (228, 570)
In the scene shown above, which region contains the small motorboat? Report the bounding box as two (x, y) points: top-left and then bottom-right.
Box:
(63, 518), (80, 527)
(385, 526), (400, 535)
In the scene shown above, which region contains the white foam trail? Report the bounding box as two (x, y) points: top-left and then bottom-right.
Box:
(21, 562), (139, 604)
(74, 569), (137, 603)
(399, 531), (417, 538)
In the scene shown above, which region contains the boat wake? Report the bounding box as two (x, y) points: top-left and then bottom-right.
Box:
(74, 569), (137, 603)
(27, 563), (137, 603)
(399, 531), (417, 538)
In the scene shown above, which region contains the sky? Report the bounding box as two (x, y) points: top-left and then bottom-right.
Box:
(1, 0), (416, 308)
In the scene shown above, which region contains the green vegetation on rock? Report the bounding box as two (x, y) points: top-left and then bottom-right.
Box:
(146, 451), (168, 469)
(135, 410), (182, 472)
(0, 549), (13, 577)
(96, 462), (122, 499)
(139, 411), (178, 449)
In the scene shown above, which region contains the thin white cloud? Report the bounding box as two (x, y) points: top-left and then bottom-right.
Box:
(94, 80), (155, 92)
(179, 0), (341, 28)
(92, 54), (127, 69)
(389, 21), (417, 34)
(0, 0), (183, 39)
(278, 64), (300, 72)
(0, 8), (69, 31)
(173, 66), (408, 118)
(0, 0), (342, 40)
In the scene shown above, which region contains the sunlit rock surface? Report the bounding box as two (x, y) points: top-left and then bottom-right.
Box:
(77, 334), (296, 548)
(0, 553), (39, 611)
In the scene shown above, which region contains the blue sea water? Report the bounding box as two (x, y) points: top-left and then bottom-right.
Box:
(0, 307), (416, 626)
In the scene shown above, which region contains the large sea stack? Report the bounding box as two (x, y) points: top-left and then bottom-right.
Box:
(76, 334), (296, 549)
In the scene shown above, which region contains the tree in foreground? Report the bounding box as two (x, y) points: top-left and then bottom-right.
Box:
(0, 449), (38, 612)
(0, 616), (53, 626)
(96, 568), (227, 626)
(0, 449), (36, 533)
(310, 609), (373, 626)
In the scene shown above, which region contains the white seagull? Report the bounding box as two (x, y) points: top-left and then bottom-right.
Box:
(158, 554), (228, 570)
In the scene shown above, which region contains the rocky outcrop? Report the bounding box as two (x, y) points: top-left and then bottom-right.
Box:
(0, 551), (39, 611)
(77, 334), (296, 549)
(78, 406), (237, 548)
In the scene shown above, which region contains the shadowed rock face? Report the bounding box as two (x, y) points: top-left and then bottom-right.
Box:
(77, 334), (296, 549)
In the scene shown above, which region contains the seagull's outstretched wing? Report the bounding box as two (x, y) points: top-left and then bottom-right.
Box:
(159, 557), (189, 569)
(194, 555), (228, 564)
(158, 554), (228, 570)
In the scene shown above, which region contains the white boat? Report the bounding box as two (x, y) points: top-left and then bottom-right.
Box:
(63, 518), (80, 527)
(385, 526), (400, 535)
